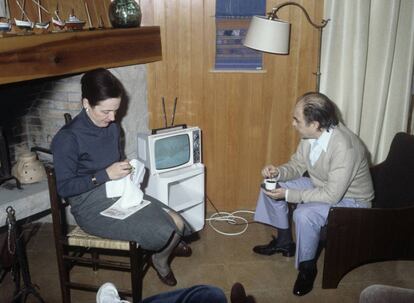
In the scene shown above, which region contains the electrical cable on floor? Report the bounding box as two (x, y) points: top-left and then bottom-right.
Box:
(205, 195), (256, 236)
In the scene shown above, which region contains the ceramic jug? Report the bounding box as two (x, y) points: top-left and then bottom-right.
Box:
(12, 152), (46, 184)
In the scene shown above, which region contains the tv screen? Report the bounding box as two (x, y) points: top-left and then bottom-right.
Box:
(154, 134), (190, 170)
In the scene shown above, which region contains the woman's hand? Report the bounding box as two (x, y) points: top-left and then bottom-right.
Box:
(106, 160), (132, 180)
(262, 165), (278, 178)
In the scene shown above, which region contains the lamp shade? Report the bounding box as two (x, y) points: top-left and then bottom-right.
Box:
(243, 16), (291, 54)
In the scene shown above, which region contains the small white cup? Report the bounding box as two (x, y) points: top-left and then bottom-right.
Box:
(264, 178), (277, 191)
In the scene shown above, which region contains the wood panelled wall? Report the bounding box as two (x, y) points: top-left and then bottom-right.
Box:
(141, 0), (324, 211)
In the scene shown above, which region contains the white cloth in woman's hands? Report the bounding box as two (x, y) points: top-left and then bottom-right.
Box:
(105, 159), (145, 209)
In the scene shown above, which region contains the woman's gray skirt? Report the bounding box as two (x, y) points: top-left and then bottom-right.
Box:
(67, 184), (193, 251)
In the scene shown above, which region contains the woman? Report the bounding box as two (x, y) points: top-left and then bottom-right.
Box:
(51, 68), (193, 286)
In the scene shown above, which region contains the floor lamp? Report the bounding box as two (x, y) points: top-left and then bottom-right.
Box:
(243, 1), (329, 92)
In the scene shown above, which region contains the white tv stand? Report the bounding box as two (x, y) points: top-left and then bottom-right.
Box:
(144, 163), (205, 232)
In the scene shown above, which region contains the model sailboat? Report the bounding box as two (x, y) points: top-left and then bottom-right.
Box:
(52, 2), (64, 30)
(0, 17), (11, 31)
(14, 0), (34, 30)
(32, 0), (49, 29)
(0, 0), (12, 32)
(65, 8), (85, 31)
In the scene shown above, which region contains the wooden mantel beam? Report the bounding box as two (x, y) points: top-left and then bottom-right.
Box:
(0, 27), (162, 85)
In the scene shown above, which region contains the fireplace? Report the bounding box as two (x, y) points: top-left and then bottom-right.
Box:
(0, 77), (59, 166)
(0, 78), (49, 189)
(1, 65), (149, 165)
(0, 25), (161, 225)
(0, 65), (150, 225)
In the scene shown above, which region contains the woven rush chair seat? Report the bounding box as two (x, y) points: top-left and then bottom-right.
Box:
(67, 226), (131, 250)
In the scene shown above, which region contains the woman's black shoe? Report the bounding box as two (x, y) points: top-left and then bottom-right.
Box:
(173, 240), (192, 257)
(252, 237), (295, 257)
(150, 256), (177, 286)
(156, 270), (177, 286)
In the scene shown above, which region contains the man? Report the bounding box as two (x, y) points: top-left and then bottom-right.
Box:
(253, 92), (374, 296)
(96, 281), (255, 303)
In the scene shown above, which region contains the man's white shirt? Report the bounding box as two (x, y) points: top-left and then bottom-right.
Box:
(308, 128), (333, 166)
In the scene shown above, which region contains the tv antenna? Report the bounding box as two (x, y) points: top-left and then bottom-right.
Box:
(161, 96), (178, 128)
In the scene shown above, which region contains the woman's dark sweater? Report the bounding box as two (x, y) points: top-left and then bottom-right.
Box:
(51, 109), (121, 198)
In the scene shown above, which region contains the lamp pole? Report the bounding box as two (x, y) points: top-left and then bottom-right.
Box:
(268, 2), (329, 92)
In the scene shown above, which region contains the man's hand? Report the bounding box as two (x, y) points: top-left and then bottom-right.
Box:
(262, 165), (278, 178)
(264, 187), (286, 200)
(106, 160), (132, 180)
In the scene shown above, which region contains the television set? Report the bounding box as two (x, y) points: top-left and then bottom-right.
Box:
(137, 125), (205, 231)
(137, 126), (202, 175)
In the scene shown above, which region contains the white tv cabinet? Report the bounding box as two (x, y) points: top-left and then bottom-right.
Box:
(144, 163), (205, 232)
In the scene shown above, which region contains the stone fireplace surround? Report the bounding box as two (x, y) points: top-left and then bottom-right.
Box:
(0, 64), (150, 224)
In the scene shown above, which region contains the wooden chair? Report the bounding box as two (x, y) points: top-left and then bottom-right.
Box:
(46, 166), (150, 303)
(322, 132), (414, 288)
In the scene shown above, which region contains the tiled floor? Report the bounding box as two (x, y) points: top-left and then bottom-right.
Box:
(1, 213), (414, 303)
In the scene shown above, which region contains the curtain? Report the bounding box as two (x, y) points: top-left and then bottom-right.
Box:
(320, 0), (414, 164)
